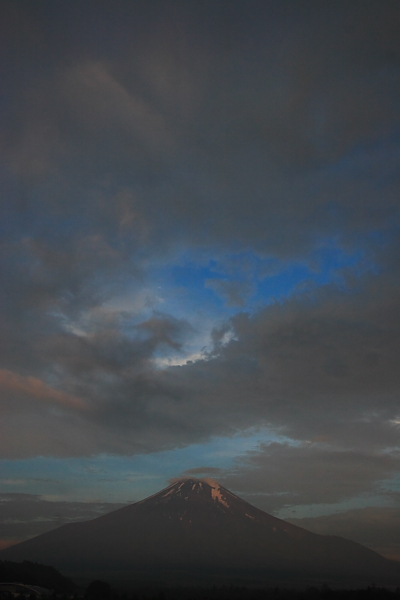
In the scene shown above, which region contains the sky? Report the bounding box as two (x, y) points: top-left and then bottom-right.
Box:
(1, 0), (400, 562)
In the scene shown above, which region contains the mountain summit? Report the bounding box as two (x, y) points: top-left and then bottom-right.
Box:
(1, 478), (399, 586)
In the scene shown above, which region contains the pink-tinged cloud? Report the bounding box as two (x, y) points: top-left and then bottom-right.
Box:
(0, 369), (87, 410)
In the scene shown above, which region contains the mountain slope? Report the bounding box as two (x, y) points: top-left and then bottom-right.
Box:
(1, 478), (399, 585)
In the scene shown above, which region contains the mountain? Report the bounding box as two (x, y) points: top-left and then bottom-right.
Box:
(1, 478), (399, 586)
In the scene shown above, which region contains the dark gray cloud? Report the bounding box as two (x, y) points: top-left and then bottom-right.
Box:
(0, 0), (400, 526)
(2, 270), (400, 459)
(217, 442), (400, 512)
(182, 467), (223, 477)
(0, 493), (125, 543)
(2, 0), (400, 274)
(2, 0), (400, 254)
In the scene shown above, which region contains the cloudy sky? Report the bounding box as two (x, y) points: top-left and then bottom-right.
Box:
(1, 0), (400, 561)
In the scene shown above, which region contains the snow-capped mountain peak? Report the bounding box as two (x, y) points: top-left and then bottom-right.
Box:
(155, 477), (232, 509)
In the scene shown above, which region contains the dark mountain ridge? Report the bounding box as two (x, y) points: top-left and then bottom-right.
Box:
(1, 478), (399, 586)
(0, 559), (76, 592)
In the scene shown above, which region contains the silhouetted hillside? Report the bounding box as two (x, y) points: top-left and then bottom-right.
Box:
(0, 559), (76, 592)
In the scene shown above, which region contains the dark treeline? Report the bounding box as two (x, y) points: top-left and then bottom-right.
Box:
(83, 582), (400, 600)
(3, 582), (400, 600)
(0, 561), (76, 593)
(1, 563), (400, 600)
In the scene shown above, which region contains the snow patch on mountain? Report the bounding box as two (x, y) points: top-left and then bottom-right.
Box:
(204, 478), (230, 508)
(162, 477), (232, 508)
